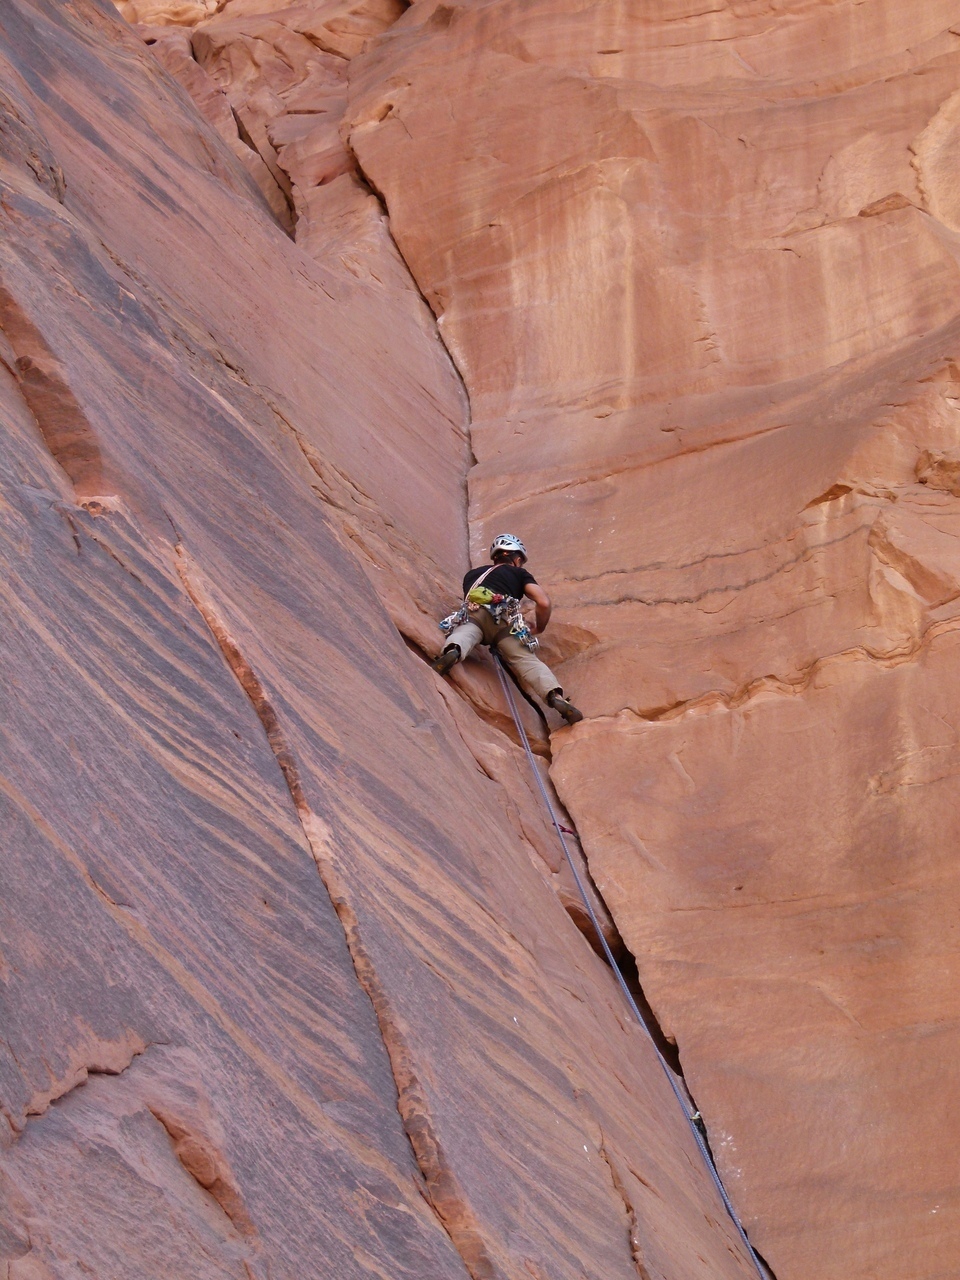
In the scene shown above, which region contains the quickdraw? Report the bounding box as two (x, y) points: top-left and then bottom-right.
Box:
(485, 594), (539, 650)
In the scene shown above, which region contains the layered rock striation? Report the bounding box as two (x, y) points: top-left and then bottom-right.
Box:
(5, 0), (959, 1277)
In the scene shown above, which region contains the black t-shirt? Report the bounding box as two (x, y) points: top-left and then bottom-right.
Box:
(463, 563), (537, 600)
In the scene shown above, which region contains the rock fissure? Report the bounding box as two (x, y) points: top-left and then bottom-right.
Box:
(597, 1131), (653, 1280)
(563, 519), (870, 609)
(0, 275), (104, 499)
(345, 149), (474, 405)
(476, 420), (797, 520)
(334, 27), (639, 1001)
(315, 878), (507, 1280)
(595, 611), (960, 727)
(149, 1105), (259, 1239)
(343, 26), (779, 1270)
(542, 508), (865, 588)
(17, 1035), (151, 1132)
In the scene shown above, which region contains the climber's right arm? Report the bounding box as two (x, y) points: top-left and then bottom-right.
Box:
(525, 582), (552, 634)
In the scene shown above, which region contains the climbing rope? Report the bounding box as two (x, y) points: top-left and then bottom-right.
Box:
(493, 656), (772, 1280)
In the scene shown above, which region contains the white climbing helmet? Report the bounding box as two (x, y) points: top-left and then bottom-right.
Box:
(490, 533), (527, 562)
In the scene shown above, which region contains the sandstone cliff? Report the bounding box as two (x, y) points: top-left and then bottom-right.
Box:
(0, 2), (758, 1278)
(0, 1), (957, 1278)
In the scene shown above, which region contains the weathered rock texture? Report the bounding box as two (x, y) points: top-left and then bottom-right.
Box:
(0, 2), (760, 1279)
(342, 3), (960, 1277)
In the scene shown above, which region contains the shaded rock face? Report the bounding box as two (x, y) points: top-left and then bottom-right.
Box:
(341, 2), (960, 1277)
(0, 3), (760, 1280)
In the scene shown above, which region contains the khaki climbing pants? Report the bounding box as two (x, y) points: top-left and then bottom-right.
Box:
(444, 607), (562, 703)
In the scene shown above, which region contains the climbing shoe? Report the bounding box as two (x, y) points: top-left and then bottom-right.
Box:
(431, 646), (460, 677)
(547, 690), (583, 725)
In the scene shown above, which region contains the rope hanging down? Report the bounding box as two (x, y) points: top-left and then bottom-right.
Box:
(493, 656), (772, 1280)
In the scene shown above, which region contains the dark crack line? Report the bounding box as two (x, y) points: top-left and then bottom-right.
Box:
(173, 548), (497, 1280)
(15, 1039), (155, 1134)
(605, 611), (960, 726)
(568, 520), (869, 610)
(597, 1129), (653, 1280)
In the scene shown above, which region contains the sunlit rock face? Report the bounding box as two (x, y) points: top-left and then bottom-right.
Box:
(0, 3), (763, 1279)
(345, 3), (960, 1276)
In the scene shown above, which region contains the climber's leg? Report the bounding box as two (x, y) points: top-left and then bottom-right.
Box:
(496, 632), (566, 702)
(494, 631), (583, 723)
(432, 618), (482, 675)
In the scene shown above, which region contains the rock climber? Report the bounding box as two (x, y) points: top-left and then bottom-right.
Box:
(431, 533), (584, 725)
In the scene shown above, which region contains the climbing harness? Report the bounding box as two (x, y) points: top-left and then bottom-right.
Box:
(493, 656), (773, 1280)
(439, 563), (497, 635)
(489, 595), (538, 649)
(439, 566), (539, 650)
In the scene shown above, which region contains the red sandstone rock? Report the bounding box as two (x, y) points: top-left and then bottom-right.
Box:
(0, 2), (758, 1278)
(347, 2), (960, 1275)
(141, 23), (297, 228)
